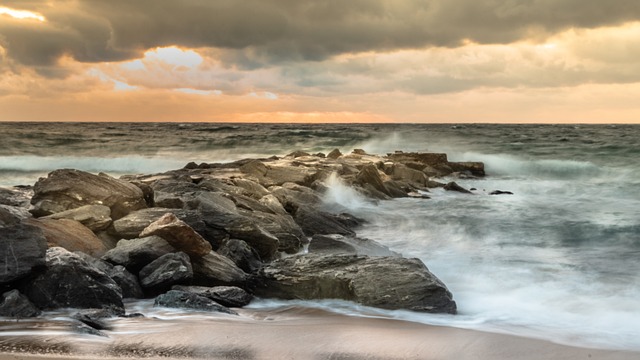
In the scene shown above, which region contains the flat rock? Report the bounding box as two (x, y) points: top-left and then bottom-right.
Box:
(172, 285), (253, 308)
(0, 223), (47, 285)
(25, 218), (109, 257)
(23, 247), (124, 311)
(30, 169), (147, 219)
(154, 290), (237, 315)
(42, 204), (112, 232)
(258, 254), (456, 314)
(139, 213), (212, 258)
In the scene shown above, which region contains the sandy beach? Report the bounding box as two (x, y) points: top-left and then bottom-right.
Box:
(1, 308), (637, 360)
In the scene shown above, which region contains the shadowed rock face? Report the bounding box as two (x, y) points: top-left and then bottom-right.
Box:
(154, 290), (237, 315)
(257, 254), (457, 314)
(30, 169), (147, 219)
(139, 252), (193, 293)
(0, 223), (47, 285)
(102, 236), (176, 273)
(0, 290), (41, 318)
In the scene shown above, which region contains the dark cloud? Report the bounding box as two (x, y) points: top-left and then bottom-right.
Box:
(2, 0), (640, 72)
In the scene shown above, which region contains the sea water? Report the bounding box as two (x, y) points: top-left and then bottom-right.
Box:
(1, 122), (639, 350)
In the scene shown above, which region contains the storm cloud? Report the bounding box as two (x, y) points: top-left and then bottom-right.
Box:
(3, 0), (640, 68)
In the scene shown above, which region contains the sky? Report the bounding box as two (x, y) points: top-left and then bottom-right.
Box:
(1, 1), (640, 123)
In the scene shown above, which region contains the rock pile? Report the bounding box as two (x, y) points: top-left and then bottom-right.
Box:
(1, 149), (482, 323)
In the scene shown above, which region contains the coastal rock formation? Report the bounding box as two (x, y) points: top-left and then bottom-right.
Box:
(0, 223), (47, 285)
(23, 247), (124, 311)
(257, 254), (457, 314)
(217, 239), (263, 274)
(41, 204), (112, 232)
(0, 290), (41, 318)
(172, 285), (253, 308)
(191, 251), (249, 287)
(25, 218), (108, 257)
(139, 252), (193, 292)
(102, 236), (176, 273)
(139, 213), (212, 257)
(30, 169), (147, 219)
(308, 234), (398, 257)
(154, 290), (237, 315)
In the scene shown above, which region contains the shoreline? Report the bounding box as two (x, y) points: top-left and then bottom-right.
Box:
(1, 310), (638, 360)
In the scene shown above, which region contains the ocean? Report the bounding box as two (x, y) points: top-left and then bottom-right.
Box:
(1, 122), (639, 351)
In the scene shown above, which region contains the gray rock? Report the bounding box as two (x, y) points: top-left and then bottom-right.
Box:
(30, 169), (147, 219)
(23, 247), (124, 311)
(42, 205), (112, 232)
(293, 206), (356, 237)
(191, 251), (248, 287)
(110, 265), (144, 299)
(308, 234), (398, 257)
(246, 211), (306, 254)
(139, 213), (212, 258)
(102, 236), (175, 273)
(355, 164), (391, 198)
(443, 181), (472, 194)
(74, 251), (115, 274)
(139, 252), (193, 292)
(0, 290), (41, 318)
(258, 254), (456, 314)
(326, 149), (342, 159)
(154, 290), (237, 315)
(0, 223), (47, 285)
(111, 208), (207, 240)
(172, 285), (253, 308)
(0, 205), (31, 227)
(217, 239), (263, 274)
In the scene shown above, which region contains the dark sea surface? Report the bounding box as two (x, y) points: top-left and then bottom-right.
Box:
(1, 122), (639, 350)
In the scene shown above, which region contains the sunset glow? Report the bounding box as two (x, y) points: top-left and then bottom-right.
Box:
(1, 1), (639, 123)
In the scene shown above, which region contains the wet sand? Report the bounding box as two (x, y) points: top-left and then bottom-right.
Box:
(0, 309), (637, 360)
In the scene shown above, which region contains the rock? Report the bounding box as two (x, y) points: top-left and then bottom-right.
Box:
(308, 234), (398, 257)
(74, 251), (115, 274)
(0, 223), (47, 285)
(0, 205), (31, 227)
(154, 290), (237, 315)
(490, 190), (514, 195)
(355, 164), (391, 197)
(139, 213), (212, 258)
(449, 162), (485, 177)
(172, 285), (253, 308)
(352, 149), (366, 155)
(217, 239), (263, 274)
(326, 149), (342, 159)
(258, 254), (456, 314)
(111, 208), (203, 239)
(287, 150), (311, 158)
(258, 194), (289, 216)
(443, 181), (472, 194)
(231, 178), (270, 199)
(191, 251), (249, 287)
(0, 186), (32, 207)
(139, 252), (193, 292)
(0, 290), (41, 318)
(102, 236), (175, 273)
(388, 164), (428, 187)
(23, 247), (124, 311)
(110, 265), (144, 299)
(42, 205), (112, 232)
(71, 306), (125, 332)
(30, 169), (147, 219)
(247, 211), (306, 254)
(270, 183), (322, 212)
(24, 218), (108, 257)
(240, 161), (319, 187)
(293, 206), (356, 237)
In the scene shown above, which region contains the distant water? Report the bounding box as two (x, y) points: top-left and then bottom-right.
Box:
(1, 122), (639, 350)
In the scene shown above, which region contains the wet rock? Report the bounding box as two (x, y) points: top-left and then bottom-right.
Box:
(30, 169), (147, 219)
(23, 247), (124, 311)
(0, 223), (47, 285)
(258, 194), (289, 216)
(217, 239), (263, 274)
(172, 285), (253, 308)
(0, 186), (33, 207)
(270, 183), (322, 212)
(139, 213), (212, 258)
(355, 164), (391, 198)
(388, 163), (428, 188)
(0, 290), (41, 318)
(293, 206), (356, 237)
(25, 218), (108, 257)
(449, 162), (485, 177)
(111, 208), (213, 245)
(102, 236), (175, 273)
(490, 190), (514, 195)
(287, 150), (311, 158)
(308, 234), (398, 257)
(352, 149), (366, 155)
(231, 178), (270, 199)
(139, 252), (193, 292)
(42, 204), (112, 232)
(443, 181), (472, 194)
(0, 205), (31, 226)
(247, 211), (306, 254)
(258, 254), (456, 314)
(154, 290), (237, 315)
(191, 251), (249, 287)
(71, 306), (125, 332)
(110, 265), (144, 299)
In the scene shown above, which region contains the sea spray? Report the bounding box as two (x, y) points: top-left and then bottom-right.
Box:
(321, 172), (370, 212)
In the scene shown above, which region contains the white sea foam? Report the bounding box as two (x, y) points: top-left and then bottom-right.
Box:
(321, 172), (370, 212)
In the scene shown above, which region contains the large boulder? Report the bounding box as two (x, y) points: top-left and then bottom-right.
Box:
(109, 265), (144, 299)
(0, 290), (41, 318)
(102, 236), (175, 273)
(30, 169), (147, 219)
(154, 290), (237, 315)
(139, 252), (193, 292)
(257, 254), (456, 314)
(42, 204), (112, 232)
(24, 218), (109, 257)
(139, 213), (212, 258)
(0, 205), (31, 227)
(355, 164), (391, 198)
(0, 223), (47, 285)
(246, 211), (306, 254)
(191, 251), (249, 287)
(172, 285), (253, 308)
(308, 234), (398, 257)
(293, 206), (356, 237)
(23, 247), (124, 311)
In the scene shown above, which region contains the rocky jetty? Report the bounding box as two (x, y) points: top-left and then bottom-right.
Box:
(0, 149), (486, 323)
